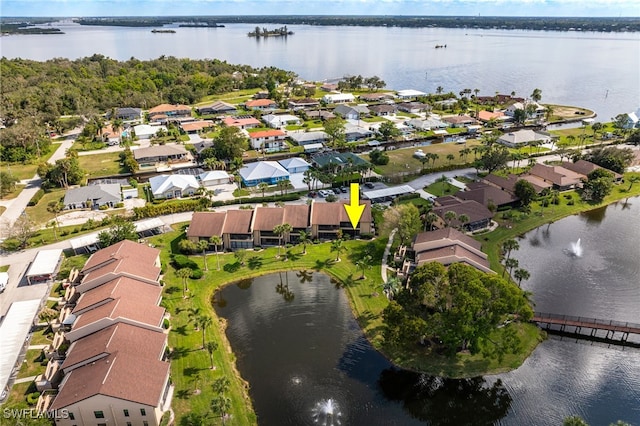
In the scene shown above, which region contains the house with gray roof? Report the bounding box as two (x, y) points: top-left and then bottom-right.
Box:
(149, 174), (199, 199)
(279, 157), (311, 174)
(288, 131), (329, 146)
(63, 184), (122, 210)
(107, 107), (143, 123)
(334, 105), (368, 120)
(239, 161), (290, 187)
(497, 129), (553, 148)
(196, 101), (237, 115)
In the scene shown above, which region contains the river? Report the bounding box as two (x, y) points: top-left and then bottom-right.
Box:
(1, 22), (639, 121)
(214, 193), (640, 426)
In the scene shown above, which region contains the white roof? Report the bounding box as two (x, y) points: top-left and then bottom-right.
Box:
(363, 185), (415, 200)
(433, 129), (449, 135)
(322, 93), (355, 102)
(397, 89), (427, 97)
(135, 218), (165, 233)
(0, 299), (42, 393)
(25, 249), (63, 278)
(263, 114), (300, 125)
(288, 131), (328, 144)
(0, 272), (8, 287)
(498, 129), (551, 145)
(70, 233), (100, 251)
(198, 170), (231, 182)
(149, 174), (199, 196)
(239, 161), (289, 181)
(133, 124), (167, 138)
(303, 143), (325, 151)
(279, 157), (311, 171)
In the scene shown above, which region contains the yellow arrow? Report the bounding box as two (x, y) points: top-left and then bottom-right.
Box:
(344, 183), (365, 229)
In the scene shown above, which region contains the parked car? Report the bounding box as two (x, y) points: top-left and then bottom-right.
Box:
(364, 182), (375, 189)
(339, 187), (348, 193)
(318, 190), (331, 197)
(308, 191), (318, 198)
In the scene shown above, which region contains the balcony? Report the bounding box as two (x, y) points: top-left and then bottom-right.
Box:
(34, 359), (63, 391)
(45, 331), (68, 360)
(36, 390), (57, 414)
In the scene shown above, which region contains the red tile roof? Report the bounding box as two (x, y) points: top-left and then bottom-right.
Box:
(245, 99), (276, 107)
(249, 129), (286, 139)
(222, 116), (261, 127)
(148, 103), (191, 114)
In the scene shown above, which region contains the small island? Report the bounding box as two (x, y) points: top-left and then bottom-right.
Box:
(178, 23), (225, 28)
(248, 25), (293, 37)
(151, 29), (176, 33)
(1, 23), (64, 35)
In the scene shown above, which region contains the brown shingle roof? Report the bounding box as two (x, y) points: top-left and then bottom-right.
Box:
(81, 241), (160, 284)
(148, 103), (191, 114)
(283, 204), (310, 229)
(72, 295), (164, 331)
(62, 322), (166, 372)
(416, 245), (490, 272)
(454, 184), (518, 207)
(310, 200), (372, 225)
(433, 199), (493, 226)
(133, 144), (188, 160)
(245, 99), (276, 107)
(252, 207), (284, 231)
(187, 212), (226, 239)
(529, 163), (583, 187)
(560, 160), (622, 180)
(222, 209), (253, 234)
(74, 275), (162, 315)
(413, 228), (482, 251)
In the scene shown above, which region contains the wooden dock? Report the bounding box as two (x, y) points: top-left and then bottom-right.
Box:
(532, 312), (640, 344)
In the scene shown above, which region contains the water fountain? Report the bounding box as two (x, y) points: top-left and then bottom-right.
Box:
(312, 398), (342, 425)
(569, 238), (583, 257)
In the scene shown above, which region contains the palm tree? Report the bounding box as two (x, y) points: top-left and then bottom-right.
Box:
(211, 395), (232, 424)
(444, 210), (457, 227)
(273, 223), (292, 258)
(420, 156), (429, 173)
(566, 134), (576, 148)
(257, 182), (269, 198)
(457, 214), (469, 230)
(176, 268), (193, 298)
(382, 276), (402, 300)
(627, 175), (640, 191)
(430, 153), (440, 168)
(502, 238), (520, 264)
(505, 258), (519, 277)
(331, 238), (345, 261)
(436, 86), (444, 95)
(513, 268), (531, 288)
(205, 341), (218, 369)
(438, 174), (449, 195)
(196, 240), (209, 271)
(356, 254), (372, 280)
(424, 211), (439, 231)
(198, 315), (213, 349)
(209, 235), (222, 270)
(47, 201), (62, 241)
(298, 230), (311, 255)
(446, 153), (455, 165)
(204, 157), (222, 171)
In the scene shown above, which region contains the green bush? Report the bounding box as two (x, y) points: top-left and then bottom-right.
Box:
(115, 202), (124, 208)
(190, 269), (204, 279)
(98, 205), (109, 210)
(26, 392), (41, 406)
(172, 254), (199, 270)
(163, 318), (170, 329)
(1, 238), (22, 252)
(133, 198), (209, 219)
(28, 189), (45, 206)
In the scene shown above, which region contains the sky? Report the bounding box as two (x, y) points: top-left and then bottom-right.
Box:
(2, 0), (639, 18)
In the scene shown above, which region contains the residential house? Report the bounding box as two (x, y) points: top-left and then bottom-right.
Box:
(312, 151), (370, 171)
(132, 124), (167, 139)
(262, 114), (302, 128)
(396, 89), (426, 99)
(406, 118), (447, 131)
(239, 161), (290, 187)
(476, 94), (524, 105)
(180, 120), (214, 134)
(310, 200), (373, 239)
(504, 101), (545, 119)
(222, 115), (261, 129)
(368, 104), (397, 116)
(334, 104), (363, 120)
(192, 140), (214, 155)
(527, 163), (584, 191)
(133, 144), (190, 167)
(483, 173), (550, 195)
(454, 182), (518, 209)
(99, 125), (120, 146)
(621, 111), (640, 129)
(251, 207), (286, 247)
(248, 129), (287, 152)
(196, 101), (237, 115)
(279, 157), (311, 174)
(497, 129), (553, 148)
(477, 110), (507, 123)
(344, 122), (374, 141)
(434, 99), (458, 109)
(107, 107), (143, 123)
(198, 170), (231, 187)
(283, 204), (311, 243)
(560, 160), (623, 182)
(245, 99), (277, 110)
(321, 93), (355, 104)
(320, 83), (338, 92)
(305, 110), (335, 121)
(288, 98), (320, 110)
(148, 104), (192, 121)
(149, 174), (199, 199)
(288, 131), (329, 146)
(63, 184), (121, 210)
(397, 102), (430, 114)
(303, 143), (325, 154)
(442, 115), (477, 128)
(186, 212), (227, 246)
(359, 93), (393, 102)
(432, 196), (493, 231)
(222, 210), (254, 250)
(398, 228), (492, 275)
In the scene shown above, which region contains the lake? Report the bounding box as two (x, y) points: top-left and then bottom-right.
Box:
(1, 22), (639, 121)
(214, 202), (640, 426)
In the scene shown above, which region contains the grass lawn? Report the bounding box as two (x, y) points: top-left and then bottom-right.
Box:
(197, 89), (261, 106)
(424, 181), (460, 197)
(29, 325), (53, 346)
(1, 184), (26, 200)
(70, 140), (107, 152)
(0, 265), (9, 272)
(5, 147), (57, 181)
(17, 349), (46, 379)
(24, 188), (66, 226)
(246, 127), (271, 133)
(364, 140), (481, 175)
(77, 151), (128, 178)
(0, 206), (5, 216)
(361, 116), (386, 123)
(285, 124), (306, 131)
(509, 146), (551, 155)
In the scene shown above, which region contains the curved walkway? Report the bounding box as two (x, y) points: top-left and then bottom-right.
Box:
(381, 228), (396, 283)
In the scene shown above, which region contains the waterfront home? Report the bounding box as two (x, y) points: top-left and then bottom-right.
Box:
(310, 200), (373, 239)
(504, 101), (545, 119)
(222, 115), (261, 129)
(311, 151), (370, 170)
(560, 160), (623, 182)
(132, 124), (167, 139)
(396, 89), (426, 99)
(432, 196), (493, 231)
(527, 163), (584, 191)
(148, 103), (192, 120)
(359, 93), (394, 102)
(454, 182), (518, 209)
(320, 83), (339, 92)
(149, 174), (199, 199)
(262, 113), (301, 128)
(434, 98), (458, 109)
(279, 157), (311, 174)
(476, 94), (525, 105)
(107, 107), (143, 123)
(133, 144), (191, 167)
(223, 210), (254, 250)
(397, 227), (492, 276)
(288, 98), (320, 110)
(63, 184), (121, 210)
(406, 118), (447, 131)
(239, 161), (290, 187)
(344, 122), (373, 141)
(621, 111), (639, 129)
(248, 129), (287, 152)
(186, 212), (226, 246)
(198, 170), (232, 187)
(288, 131), (329, 146)
(442, 115), (477, 128)
(396, 102), (430, 114)
(245, 99), (277, 110)
(368, 104), (397, 116)
(180, 120), (214, 134)
(483, 173), (550, 195)
(477, 110), (506, 123)
(321, 93), (355, 104)
(196, 100), (237, 115)
(497, 129), (553, 148)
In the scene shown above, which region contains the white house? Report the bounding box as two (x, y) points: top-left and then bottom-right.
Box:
(149, 175), (199, 199)
(396, 89), (427, 99)
(248, 130), (287, 152)
(497, 129), (553, 148)
(279, 157), (311, 174)
(133, 124), (167, 139)
(262, 114), (302, 128)
(198, 170), (231, 187)
(63, 184), (122, 210)
(321, 93), (355, 104)
(622, 111), (640, 129)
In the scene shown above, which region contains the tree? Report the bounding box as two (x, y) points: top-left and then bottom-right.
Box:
(298, 230), (311, 255)
(513, 268), (530, 287)
(331, 238), (345, 261)
(437, 174), (450, 194)
(39, 307), (58, 327)
(582, 168), (614, 203)
(591, 122), (603, 140)
(97, 216), (138, 247)
(530, 88), (542, 102)
(505, 258), (519, 277)
(323, 117), (346, 148)
(210, 395), (232, 423)
(0, 171), (19, 198)
(356, 254), (372, 280)
(9, 213), (36, 249)
(178, 239), (198, 254)
(369, 149), (389, 165)
(514, 179), (537, 207)
(196, 240), (209, 271)
(382, 204), (422, 245)
(444, 210), (457, 227)
(423, 211), (439, 231)
(501, 239), (520, 278)
(46, 200), (62, 241)
(209, 235), (223, 270)
(273, 223), (292, 258)
(234, 249), (246, 266)
(214, 126), (248, 160)
(583, 146), (634, 174)
(205, 341), (218, 370)
(198, 315), (213, 349)
(446, 153), (455, 165)
(513, 108), (527, 125)
(257, 182), (269, 198)
(477, 146), (510, 174)
(204, 156), (223, 171)
(39, 155), (84, 188)
(563, 417), (589, 426)
(177, 268), (193, 298)
(378, 121), (400, 141)
(457, 214), (470, 230)
(627, 175), (640, 191)
(382, 276), (402, 300)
